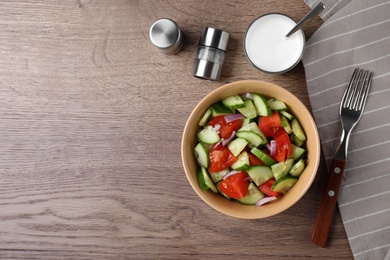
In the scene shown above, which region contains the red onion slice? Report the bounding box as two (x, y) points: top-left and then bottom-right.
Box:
(213, 123), (221, 132)
(224, 114), (244, 123)
(243, 176), (253, 181)
(222, 170), (240, 180)
(244, 93), (254, 100)
(255, 196), (277, 207)
(211, 140), (222, 150)
(221, 131), (236, 146)
(267, 140), (276, 157)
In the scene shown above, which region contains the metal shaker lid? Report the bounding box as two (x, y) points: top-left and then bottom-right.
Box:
(198, 27), (230, 51)
(149, 18), (182, 53)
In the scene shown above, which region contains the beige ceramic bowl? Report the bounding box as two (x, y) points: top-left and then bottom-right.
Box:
(181, 80), (320, 219)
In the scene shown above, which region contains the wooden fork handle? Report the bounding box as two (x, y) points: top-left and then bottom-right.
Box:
(311, 158), (347, 247)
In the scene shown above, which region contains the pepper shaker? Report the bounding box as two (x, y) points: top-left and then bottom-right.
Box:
(192, 27), (230, 81)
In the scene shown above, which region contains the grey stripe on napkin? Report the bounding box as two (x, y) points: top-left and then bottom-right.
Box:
(305, 0), (352, 20)
(303, 0), (390, 259)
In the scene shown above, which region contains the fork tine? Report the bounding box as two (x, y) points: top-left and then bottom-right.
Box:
(342, 69), (372, 111)
(357, 71), (373, 111)
(353, 70), (368, 110)
(349, 69), (365, 110)
(342, 68), (360, 109)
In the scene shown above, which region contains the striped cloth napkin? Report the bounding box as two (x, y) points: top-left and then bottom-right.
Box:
(302, 0), (390, 259)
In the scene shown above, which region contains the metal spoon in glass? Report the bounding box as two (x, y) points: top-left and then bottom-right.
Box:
(286, 2), (325, 37)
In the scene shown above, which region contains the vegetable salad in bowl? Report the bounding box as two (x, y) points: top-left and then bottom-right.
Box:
(194, 93), (307, 206)
(181, 80), (320, 219)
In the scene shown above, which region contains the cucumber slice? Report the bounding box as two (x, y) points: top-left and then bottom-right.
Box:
(210, 102), (232, 116)
(209, 169), (229, 183)
(253, 94), (272, 116)
(194, 143), (209, 168)
(238, 182), (265, 205)
(236, 131), (263, 147)
(271, 159), (294, 180)
(197, 169), (209, 191)
(238, 122), (260, 134)
(222, 95), (246, 109)
(292, 133), (305, 147)
(238, 122), (268, 144)
(250, 147), (276, 166)
(284, 158), (294, 172)
(247, 165), (273, 186)
(237, 99), (257, 119)
(231, 151), (250, 170)
(267, 99), (287, 111)
(197, 126), (220, 144)
(242, 117), (251, 127)
(200, 167), (218, 193)
(271, 162), (284, 180)
(271, 175), (298, 194)
(199, 108), (212, 127)
(281, 114), (293, 134)
(281, 110), (294, 120)
(291, 118), (307, 142)
(228, 137), (248, 157)
(288, 144), (306, 160)
(289, 159), (305, 177)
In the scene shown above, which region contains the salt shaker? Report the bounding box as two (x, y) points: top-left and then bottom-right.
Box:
(149, 18), (183, 54)
(192, 27), (230, 81)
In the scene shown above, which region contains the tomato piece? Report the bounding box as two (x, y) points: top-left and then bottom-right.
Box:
(208, 115), (243, 139)
(229, 119), (243, 132)
(219, 119), (243, 139)
(248, 152), (266, 166)
(209, 145), (238, 173)
(273, 132), (291, 162)
(224, 151), (238, 169)
(259, 179), (280, 197)
(259, 112), (286, 137)
(208, 116), (226, 127)
(217, 171), (249, 199)
(209, 146), (229, 172)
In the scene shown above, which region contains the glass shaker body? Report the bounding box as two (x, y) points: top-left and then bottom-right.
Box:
(192, 27), (229, 81)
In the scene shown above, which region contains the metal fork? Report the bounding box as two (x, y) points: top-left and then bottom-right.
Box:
(311, 68), (373, 248)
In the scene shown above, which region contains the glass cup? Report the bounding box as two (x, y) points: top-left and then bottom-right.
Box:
(244, 13), (306, 74)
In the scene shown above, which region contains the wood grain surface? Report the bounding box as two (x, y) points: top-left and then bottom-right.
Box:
(0, 1), (353, 259)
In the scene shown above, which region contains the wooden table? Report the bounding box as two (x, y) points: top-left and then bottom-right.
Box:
(0, 1), (353, 259)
